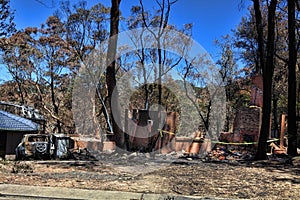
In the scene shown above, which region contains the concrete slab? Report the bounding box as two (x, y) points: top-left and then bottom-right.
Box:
(0, 184), (220, 200)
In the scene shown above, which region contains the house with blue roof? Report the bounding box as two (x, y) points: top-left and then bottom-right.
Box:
(0, 110), (40, 158)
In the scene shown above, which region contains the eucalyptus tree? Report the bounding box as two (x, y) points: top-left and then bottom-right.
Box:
(0, 28), (40, 104)
(58, 1), (110, 62)
(232, 0), (279, 159)
(287, 0), (298, 156)
(139, 0), (180, 107)
(37, 16), (73, 133)
(106, 0), (124, 148)
(0, 0), (16, 38)
(215, 35), (240, 132)
(58, 1), (112, 138)
(0, 0), (16, 80)
(125, 0), (191, 110)
(234, 0), (299, 157)
(251, 0), (277, 160)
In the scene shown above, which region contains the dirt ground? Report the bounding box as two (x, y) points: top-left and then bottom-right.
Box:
(0, 151), (300, 200)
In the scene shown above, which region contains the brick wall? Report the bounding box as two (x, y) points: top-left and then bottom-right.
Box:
(233, 107), (262, 142)
(250, 74), (263, 107)
(220, 107), (262, 143)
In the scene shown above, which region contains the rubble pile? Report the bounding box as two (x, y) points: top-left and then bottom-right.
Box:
(206, 144), (256, 161)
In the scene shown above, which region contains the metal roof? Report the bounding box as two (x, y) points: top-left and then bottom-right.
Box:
(0, 110), (39, 132)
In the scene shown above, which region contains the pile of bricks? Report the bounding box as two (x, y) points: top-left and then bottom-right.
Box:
(206, 144), (255, 161)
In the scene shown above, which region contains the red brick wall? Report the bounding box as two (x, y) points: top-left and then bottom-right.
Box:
(233, 107), (261, 142)
(250, 74), (263, 107)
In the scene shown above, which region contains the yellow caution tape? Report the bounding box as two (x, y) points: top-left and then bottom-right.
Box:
(212, 141), (257, 145)
(204, 138), (280, 145)
(159, 129), (163, 138)
(266, 138), (280, 143)
(156, 129), (281, 145)
(158, 129), (176, 137)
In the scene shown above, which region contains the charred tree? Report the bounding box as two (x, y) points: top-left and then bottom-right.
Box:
(287, 0), (298, 156)
(254, 0), (277, 160)
(106, 0), (125, 148)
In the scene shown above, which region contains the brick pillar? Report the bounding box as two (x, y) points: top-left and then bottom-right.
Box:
(250, 74), (263, 107)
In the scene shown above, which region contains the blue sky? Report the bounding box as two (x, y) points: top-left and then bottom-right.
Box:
(1, 0), (252, 81)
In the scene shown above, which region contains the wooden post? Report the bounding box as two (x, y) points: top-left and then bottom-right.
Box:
(280, 114), (286, 148)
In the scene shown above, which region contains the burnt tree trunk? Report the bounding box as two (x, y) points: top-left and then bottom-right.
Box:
(106, 0), (125, 148)
(287, 0), (298, 156)
(50, 64), (61, 133)
(254, 0), (277, 160)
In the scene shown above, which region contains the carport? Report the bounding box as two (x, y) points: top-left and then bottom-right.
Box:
(0, 110), (39, 158)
